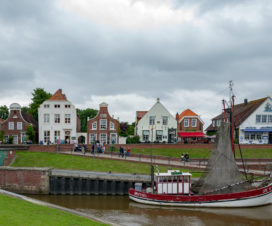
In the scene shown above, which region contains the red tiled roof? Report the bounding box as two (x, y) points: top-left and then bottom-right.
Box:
(178, 109), (198, 121)
(136, 111), (148, 123)
(48, 89), (67, 101)
(206, 97), (268, 132)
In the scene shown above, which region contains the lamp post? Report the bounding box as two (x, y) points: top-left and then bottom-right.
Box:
(151, 126), (154, 193)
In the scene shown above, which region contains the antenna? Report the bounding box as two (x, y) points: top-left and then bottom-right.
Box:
(229, 80), (234, 105)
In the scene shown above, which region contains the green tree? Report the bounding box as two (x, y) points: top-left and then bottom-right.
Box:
(0, 105), (9, 120)
(77, 108), (98, 132)
(8, 136), (13, 144)
(126, 135), (140, 144)
(0, 130), (5, 143)
(26, 125), (35, 143)
(21, 106), (30, 114)
(29, 88), (52, 121)
(118, 122), (135, 137)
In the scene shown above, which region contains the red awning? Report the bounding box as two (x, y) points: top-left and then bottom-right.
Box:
(178, 132), (204, 137)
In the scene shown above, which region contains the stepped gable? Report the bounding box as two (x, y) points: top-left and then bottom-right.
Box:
(136, 111), (148, 123)
(178, 109), (198, 121)
(48, 89), (67, 101)
(206, 97), (268, 131)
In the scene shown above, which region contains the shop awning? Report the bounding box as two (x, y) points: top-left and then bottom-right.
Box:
(242, 127), (272, 132)
(178, 132), (205, 137)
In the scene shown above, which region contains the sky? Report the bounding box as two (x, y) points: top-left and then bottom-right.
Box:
(0, 0), (272, 128)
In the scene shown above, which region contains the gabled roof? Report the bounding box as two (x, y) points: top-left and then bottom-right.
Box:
(48, 89), (67, 101)
(136, 111), (148, 123)
(178, 109), (198, 121)
(206, 97), (268, 131)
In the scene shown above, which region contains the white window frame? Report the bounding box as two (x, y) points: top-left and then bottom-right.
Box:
(54, 130), (60, 143)
(9, 122), (14, 130)
(44, 131), (50, 143)
(54, 104), (60, 108)
(100, 119), (107, 130)
(191, 119), (197, 127)
(269, 115), (272, 123)
(162, 116), (168, 125)
(184, 119), (189, 127)
(262, 115), (267, 123)
(65, 114), (71, 124)
(110, 133), (117, 144)
(92, 122), (97, 130)
(17, 122), (22, 130)
(21, 132), (26, 143)
(54, 114), (60, 123)
(149, 116), (155, 125)
(110, 122), (114, 130)
(44, 114), (50, 123)
(256, 115), (261, 123)
(44, 104), (50, 108)
(217, 119), (221, 127)
(100, 133), (107, 144)
(89, 133), (97, 144)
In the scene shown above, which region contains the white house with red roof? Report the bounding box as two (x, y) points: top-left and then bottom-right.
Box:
(135, 98), (177, 143)
(38, 89), (80, 144)
(176, 109), (204, 143)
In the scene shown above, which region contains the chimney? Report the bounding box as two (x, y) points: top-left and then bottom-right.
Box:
(157, 98), (160, 103)
(176, 112), (179, 120)
(244, 98), (248, 105)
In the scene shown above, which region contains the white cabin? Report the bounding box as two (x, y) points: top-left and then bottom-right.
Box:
(155, 170), (191, 194)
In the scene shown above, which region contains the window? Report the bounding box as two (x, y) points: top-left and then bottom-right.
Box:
(143, 130), (150, 141)
(149, 116), (155, 125)
(191, 119), (197, 127)
(100, 119), (107, 130)
(54, 114), (60, 123)
(110, 122), (114, 130)
(156, 130), (163, 141)
(54, 131), (60, 143)
(217, 119), (221, 127)
(8, 122), (14, 130)
(21, 132), (26, 143)
(184, 119), (189, 127)
(268, 115), (272, 123)
(256, 133), (262, 140)
(54, 104), (60, 108)
(212, 120), (215, 127)
(256, 115), (261, 123)
(17, 122), (22, 130)
(100, 133), (107, 144)
(162, 116), (168, 125)
(262, 115), (267, 123)
(44, 131), (50, 143)
(110, 133), (117, 144)
(89, 133), (97, 143)
(92, 122), (97, 130)
(100, 114), (107, 118)
(245, 132), (249, 140)
(65, 105), (70, 108)
(65, 114), (71, 123)
(250, 133), (255, 140)
(44, 114), (50, 123)
(44, 104), (50, 108)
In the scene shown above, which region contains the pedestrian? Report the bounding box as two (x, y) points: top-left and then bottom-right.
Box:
(127, 148), (131, 157)
(102, 144), (105, 154)
(91, 143), (95, 154)
(119, 146), (122, 157)
(124, 148), (127, 159)
(181, 153), (185, 161)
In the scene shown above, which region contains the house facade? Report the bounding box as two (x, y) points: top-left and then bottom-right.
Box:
(206, 97), (272, 144)
(135, 98), (177, 143)
(0, 103), (37, 144)
(38, 89), (80, 144)
(176, 109), (204, 143)
(87, 102), (119, 144)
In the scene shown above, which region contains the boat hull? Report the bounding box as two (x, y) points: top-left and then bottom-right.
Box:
(129, 183), (272, 208)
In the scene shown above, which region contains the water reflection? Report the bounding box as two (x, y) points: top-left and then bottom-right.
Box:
(27, 195), (272, 226)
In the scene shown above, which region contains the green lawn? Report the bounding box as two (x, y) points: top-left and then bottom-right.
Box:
(127, 148), (272, 159)
(0, 194), (106, 226)
(12, 152), (200, 177)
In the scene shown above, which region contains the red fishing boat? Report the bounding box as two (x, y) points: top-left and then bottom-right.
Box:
(129, 82), (272, 207)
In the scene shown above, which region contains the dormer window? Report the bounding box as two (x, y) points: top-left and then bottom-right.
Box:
(54, 104), (60, 108)
(65, 105), (71, 108)
(192, 119), (197, 127)
(44, 104), (50, 108)
(184, 119), (189, 127)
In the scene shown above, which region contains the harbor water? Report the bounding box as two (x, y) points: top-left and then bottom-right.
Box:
(27, 195), (272, 226)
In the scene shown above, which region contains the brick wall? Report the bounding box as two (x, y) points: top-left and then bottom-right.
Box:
(0, 167), (50, 194)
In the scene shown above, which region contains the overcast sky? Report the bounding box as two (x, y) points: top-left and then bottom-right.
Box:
(0, 0), (271, 128)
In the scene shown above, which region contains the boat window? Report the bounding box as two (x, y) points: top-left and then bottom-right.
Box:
(158, 177), (163, 183)
(184, 176), (189, 183)
(178, 176), (182, 182)
(163, 177), (168, 183)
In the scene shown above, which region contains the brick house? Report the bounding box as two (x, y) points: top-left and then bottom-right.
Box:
(176, 109), (204, 143)
(0, 103), (38, 144)
(206, 97), (272, 144)
(87, 103), (119, 144)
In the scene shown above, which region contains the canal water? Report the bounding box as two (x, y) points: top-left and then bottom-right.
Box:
(27, 195), (272, 226)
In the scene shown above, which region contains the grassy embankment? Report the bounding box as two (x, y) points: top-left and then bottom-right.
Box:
(129, 148), (272, 159)
(12, 152), (201, 177)
(0, 194), (106, 226)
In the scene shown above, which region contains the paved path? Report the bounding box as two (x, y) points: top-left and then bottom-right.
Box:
(62, 151), (272, 177)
